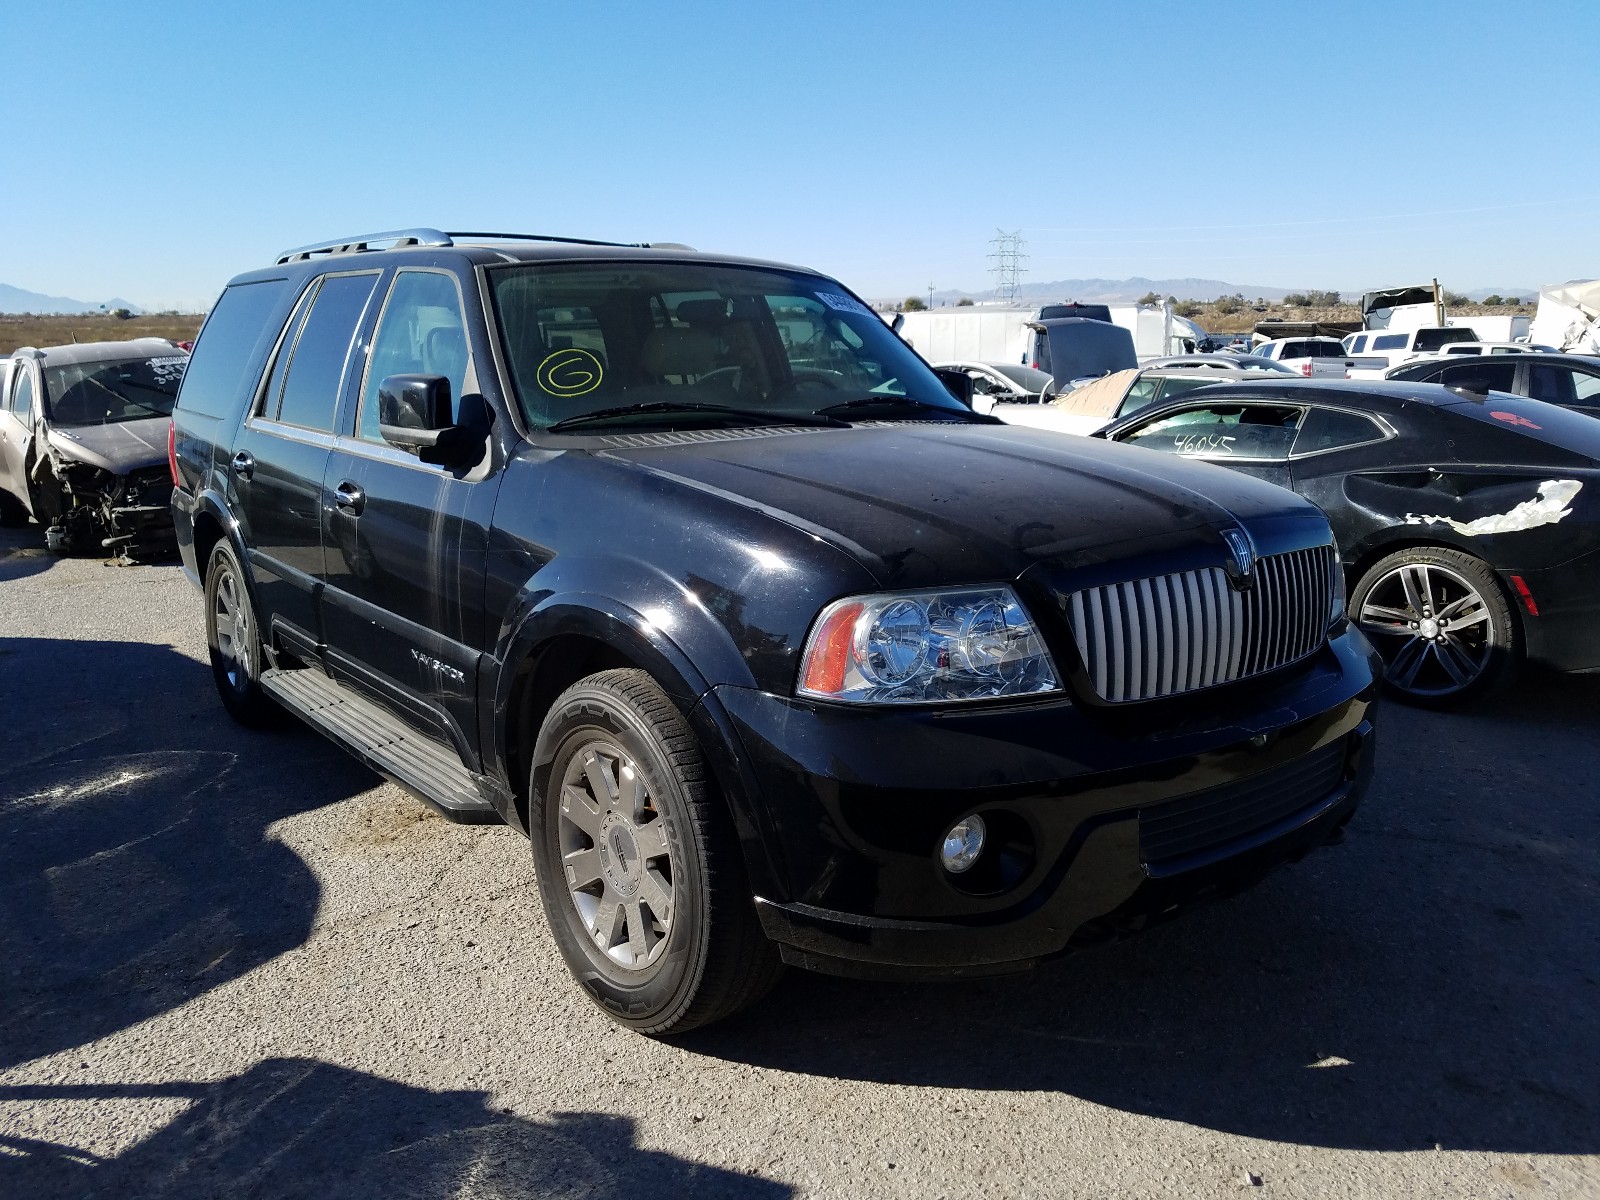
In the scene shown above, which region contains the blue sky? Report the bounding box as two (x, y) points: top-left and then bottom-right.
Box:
(3, 0), (1595, 310)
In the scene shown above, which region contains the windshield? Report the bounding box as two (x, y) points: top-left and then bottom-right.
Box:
(490, 262), (969, 429)
(42, 353), (188, 426)
(991, 363), (1054, 391)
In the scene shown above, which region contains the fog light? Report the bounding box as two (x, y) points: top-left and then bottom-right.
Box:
(941, 815), (986, 873)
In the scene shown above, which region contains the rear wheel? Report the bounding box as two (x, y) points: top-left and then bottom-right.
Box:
(204, 542), (280, 727)
(529, 669), (781, 1035)
(1351, 546), (1518, 708)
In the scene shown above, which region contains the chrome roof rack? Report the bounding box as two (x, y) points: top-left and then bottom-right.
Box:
(274, 229), (694, 265)
(275, 229), (454, 264)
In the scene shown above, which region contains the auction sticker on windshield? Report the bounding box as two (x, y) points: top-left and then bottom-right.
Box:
(816, 292), (874, 318)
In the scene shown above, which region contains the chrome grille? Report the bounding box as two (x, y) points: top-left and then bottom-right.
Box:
(1066, 545), (1335, 702)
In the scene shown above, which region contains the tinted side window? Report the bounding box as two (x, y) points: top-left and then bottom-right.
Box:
(275, 273), (380, 432)
(1349, 335), (1368, 353)
(1571, 369), (1600, 402)
(358, 271), (470, 442)
(1293, 407), (1386, 455)
(1528, 365), (1579, 404)
(11, 369), (34, 418)
(1123, 404), (1304, 460)
(1439, 362), (1517, 394)
(1372, 334), (1407, 350)
(176, 279), (291, 420)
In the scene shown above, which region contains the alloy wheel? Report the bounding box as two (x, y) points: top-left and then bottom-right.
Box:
(557, 742), (675, 971)
(212, 567), (252, 692)
(1356, 561), (1494, 698)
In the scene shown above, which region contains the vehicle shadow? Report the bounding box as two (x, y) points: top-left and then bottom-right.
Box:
(0, 636), (376, 1070)
(0, 523), (55, 584)
(685, 675), (1600, 1155)
(0, 1058), (790, 1198)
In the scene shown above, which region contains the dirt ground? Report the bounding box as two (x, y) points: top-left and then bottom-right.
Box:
(1, 524), (1596, 1198)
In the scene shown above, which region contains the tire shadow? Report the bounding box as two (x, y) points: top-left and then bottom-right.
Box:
(682, 675), (1600, 1156)
(0, 1058), (790, 1198)
(0, 636), (377, 1070)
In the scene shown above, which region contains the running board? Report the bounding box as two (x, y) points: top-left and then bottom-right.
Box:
(261, 667), (501, 824)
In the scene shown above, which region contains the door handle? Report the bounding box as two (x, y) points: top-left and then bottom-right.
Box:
(231, 450), (255, 481)
(333, 480), (365, 516)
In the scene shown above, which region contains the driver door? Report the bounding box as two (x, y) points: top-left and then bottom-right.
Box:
(0, 360), (40, 514)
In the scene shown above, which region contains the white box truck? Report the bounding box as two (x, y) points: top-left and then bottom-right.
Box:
(894, 302), (1200, 366)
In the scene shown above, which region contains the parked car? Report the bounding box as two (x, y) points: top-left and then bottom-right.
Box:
(0, 339), (186, 557)
(934, 360), (1056, 403)
(1384, 353), (1600, 417)
(1343, 326), (1480, 378)
(1251, 337), (1353, 377)
(171, 228), (1378, 1035)
(1434, 341), (1549, 357)
(992, 366), (1282, 434)
(1142, 354), (1299, 374)
(1097, 379), (1600, 705)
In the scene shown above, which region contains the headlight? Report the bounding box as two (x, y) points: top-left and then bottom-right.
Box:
(1328, 540), (1346, 628)
(797, 587), (1061, 704)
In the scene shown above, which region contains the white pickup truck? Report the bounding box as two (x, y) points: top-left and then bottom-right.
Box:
(1342, 326), (1480, 378)
(1251, 336), (1354, 377)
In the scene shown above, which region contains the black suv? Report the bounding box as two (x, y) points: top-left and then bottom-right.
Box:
(171, 229), (1380, 1034)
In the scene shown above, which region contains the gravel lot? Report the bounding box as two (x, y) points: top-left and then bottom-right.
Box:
(2, 524), (1596, 1199)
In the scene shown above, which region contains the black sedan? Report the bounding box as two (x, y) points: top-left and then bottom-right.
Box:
(1098, 379), (1600, 706)
(1385, 352), (1600, 418)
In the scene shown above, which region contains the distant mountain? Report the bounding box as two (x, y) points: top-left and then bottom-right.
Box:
(0, 283), (143, 315)
(911, 277), (1294, 306)
(1017, 277), (1293, 304)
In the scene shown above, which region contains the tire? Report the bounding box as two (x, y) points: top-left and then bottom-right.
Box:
(204, 541), (281, 728)
(1350, 546), (1519, 708)
(0, 489), (29, 528)
(529, 669), (782, 1035)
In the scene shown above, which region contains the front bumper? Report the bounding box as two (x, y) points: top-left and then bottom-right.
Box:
(715, 624), (1380, 980)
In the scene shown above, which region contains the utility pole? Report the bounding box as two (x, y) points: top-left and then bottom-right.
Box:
(988, 230), (1027, 304)
(928, 283), (936, 311)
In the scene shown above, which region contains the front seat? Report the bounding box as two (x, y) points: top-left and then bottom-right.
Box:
(640, 326), (717, 383)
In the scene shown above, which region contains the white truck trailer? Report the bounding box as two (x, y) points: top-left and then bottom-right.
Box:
(894, 302), (1199, 366)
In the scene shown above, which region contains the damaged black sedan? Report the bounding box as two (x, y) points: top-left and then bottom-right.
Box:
(1098, 379), (1600, 706)
(0, 339), (187, 559)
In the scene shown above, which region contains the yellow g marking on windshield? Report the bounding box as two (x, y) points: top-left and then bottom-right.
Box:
(537, 348), (603, 397)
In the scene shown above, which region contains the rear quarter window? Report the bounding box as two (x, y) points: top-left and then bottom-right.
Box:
(176, 279), (292, 420)
(1293, 407), (1387, 455)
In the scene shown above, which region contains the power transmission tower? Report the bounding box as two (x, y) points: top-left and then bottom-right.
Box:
(988, 230), (1027, 304)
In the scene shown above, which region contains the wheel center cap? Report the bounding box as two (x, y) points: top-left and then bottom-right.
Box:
(597, 814), (643, 896)
(1419, 617), (1440, 640)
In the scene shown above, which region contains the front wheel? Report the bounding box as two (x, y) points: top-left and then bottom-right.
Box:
(529, 669), (781, 1035)
(1350, 546), (1519, 708)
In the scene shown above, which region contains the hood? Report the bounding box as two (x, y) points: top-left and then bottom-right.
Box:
(45, 418), (171, 475)
(593, 423), (1326, 589)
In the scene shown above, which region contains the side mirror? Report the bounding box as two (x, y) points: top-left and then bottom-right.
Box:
(379, 374), (468, 461)
(932, 367), (974, 406)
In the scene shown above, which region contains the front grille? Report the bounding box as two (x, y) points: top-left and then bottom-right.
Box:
(1065, 545), (1335, 703)
(1139, 739), (1348, 866)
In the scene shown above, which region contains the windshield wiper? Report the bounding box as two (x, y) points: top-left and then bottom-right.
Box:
(812, 394), (998, 422)
(546, 401), (845, 433)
